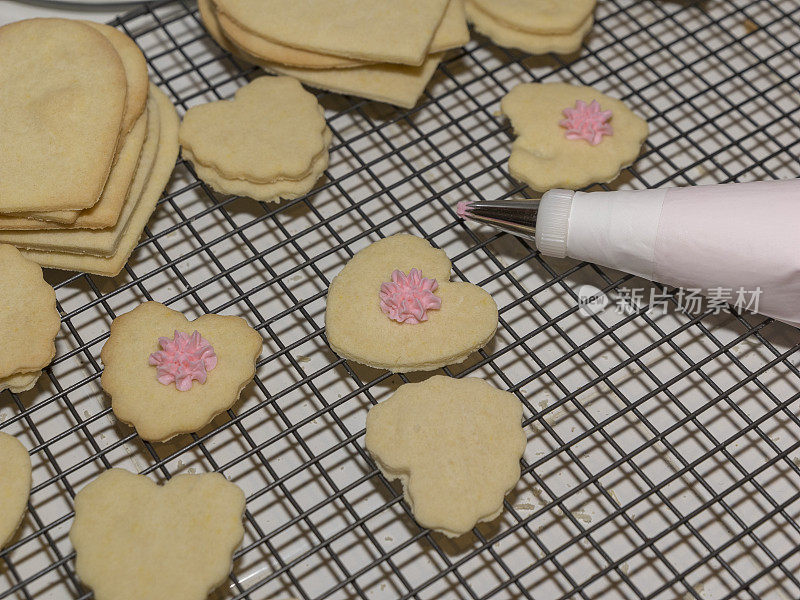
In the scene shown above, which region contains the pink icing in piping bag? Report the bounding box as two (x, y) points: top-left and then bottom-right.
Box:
(380, 269), (442, 324)
(457, 201), (472, 218)
(148, 330), (218, 391)
(560, 99), (613, 145)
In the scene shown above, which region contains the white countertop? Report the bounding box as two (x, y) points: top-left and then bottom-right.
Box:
(0, 1), (134, 26)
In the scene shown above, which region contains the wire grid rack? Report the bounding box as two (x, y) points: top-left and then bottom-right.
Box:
(2, 0), (800, 599)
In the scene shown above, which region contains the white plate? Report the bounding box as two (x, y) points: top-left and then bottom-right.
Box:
(0, 0), (137, 25)
(25, 0), (144, 4)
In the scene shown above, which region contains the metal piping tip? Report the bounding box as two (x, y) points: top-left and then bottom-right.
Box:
(455, 197), (540, 243)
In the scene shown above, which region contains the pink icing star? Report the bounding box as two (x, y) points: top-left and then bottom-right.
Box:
(559, 99), (614, 146)
(148, 330), (218, 392)
(379, 269), (442, 324)
(456, 201), (472, 218)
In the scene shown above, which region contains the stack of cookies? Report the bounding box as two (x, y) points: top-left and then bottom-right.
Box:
(198, 0), (469, 108)
(466, 0), (596, 55)
(179, 77), (332, 202)
(0, 18), (179, 277)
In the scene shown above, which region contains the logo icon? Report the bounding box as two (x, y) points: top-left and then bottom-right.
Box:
(577, 284), (608, 316)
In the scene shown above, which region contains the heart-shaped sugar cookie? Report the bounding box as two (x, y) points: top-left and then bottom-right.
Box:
(179, 76), (327, 183)
(501, 82), (648, 192)
(325, 234), (498, 372)
(70, 469), (245, 600)
(213, 0), (450, 66)
(100, 301), (263, 442)
(0, 19), (127, 212)
(366, 376), (525, 537)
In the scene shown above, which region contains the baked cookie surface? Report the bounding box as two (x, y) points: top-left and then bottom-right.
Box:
(180, 76), (328, 183)
(467, 1), (593, 55)
(212, 0), (449, 65)
(0, 433), (32, 549)
(180, 76), (331, 201)
(265, 55), (444, 110)
(181, 128), (331, 203)
(366, 376), (526, 537)
(20, 84), (180, 276)
(83, 21), (149, 135)
(472, 0), (596, 34)
(325, 234), (498, 372)
(501, 82), (648, 191)
(0, 19), (127, 212)
(70, 469), (245, 600)
(466, 0), (595, 55)
(0, 244), (60, 389)
(100, 301), (262, 442)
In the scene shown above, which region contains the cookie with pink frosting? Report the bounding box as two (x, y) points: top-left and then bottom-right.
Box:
(501, 82), (648, 192)
(325, 234), (498, 372)
(100, 302), (262, 442)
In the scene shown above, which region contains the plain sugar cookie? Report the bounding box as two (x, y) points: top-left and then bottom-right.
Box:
(501, 82), (648, 191)
(180, 76), (328, 183)
(0, 433), (32, 549)
(215, 9), (368, 69)
(2, 93), (160, 253)
(472, 0), (596, 35)
(0, 19), (127, 212)
(70, 469), (245, 600)
(182, 128), (331, 203)
(265, 54), (444, 110)
(21, 21), (149, 226)
(0, 244), (60, 390)
(83, 21), (149, 135)
(100, 301), (263, 442)
(325, 234), (498, 372)
(19, 83), (181, 277)
(179, 76), (331, 201)
(466, 1), (594, 55)
(212, 0), (449, 66)
(0, 371), (41, 394)
(365, 376), (526, 537)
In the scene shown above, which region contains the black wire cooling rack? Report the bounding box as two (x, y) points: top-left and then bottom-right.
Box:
(2, 1), (800, 599)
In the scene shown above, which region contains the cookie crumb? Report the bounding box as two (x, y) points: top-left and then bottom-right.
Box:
(742, 18), (759, 34)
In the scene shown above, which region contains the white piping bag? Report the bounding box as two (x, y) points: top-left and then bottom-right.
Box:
(458, 179), (800, 327)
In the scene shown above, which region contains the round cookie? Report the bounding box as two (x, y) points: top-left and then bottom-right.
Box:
(0, 19), (127, 212)
(100, 302), (262, 442)
(325, 234), (498, 372)
(500, 82), (649, 192)
(0, 433), (32, 549)
(0, 244), (60, 383)
(365, 376), (526, 537)
(471, 0), (596, 35)
(70, 469), (245, 600)
(179, 76), (328, 183)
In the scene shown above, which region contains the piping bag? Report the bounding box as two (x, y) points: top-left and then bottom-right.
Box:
(457, 179), (800, 328)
